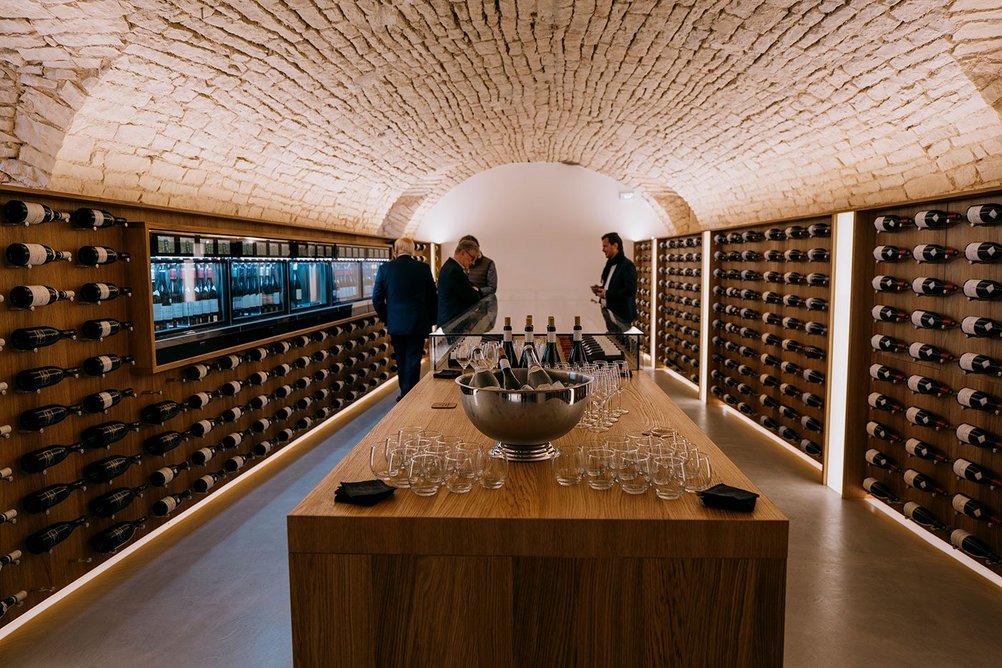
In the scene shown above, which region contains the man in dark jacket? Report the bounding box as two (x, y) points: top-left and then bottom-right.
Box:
(437, 237), (482, 330)
(372, 238), (437, 399)
(591, 232), (637, 329)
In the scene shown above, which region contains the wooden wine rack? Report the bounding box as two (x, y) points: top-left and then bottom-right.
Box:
(707, 216), (834, 464)
(655, 234), (702, 386)
(633, 240), (653, 352)
(845, 189), (1002, 573)
(0, 186), (410, 626)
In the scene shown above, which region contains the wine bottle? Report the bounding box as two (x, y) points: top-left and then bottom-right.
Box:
(6, 243), (72, 267)
(805, 297), (828, 311)
(909, 342), (953, 363)
(76, 244), (130, 266)
(223, 452), (254, 473)
(866, 420), (902, 442)
(188, 417), (221, 438)
(143, 431), (186, 456)
(140, 400), (183, 425)
(963, 279), (1002, 300)
(184, 390), (218, 411)
(804, 321), (827, 337)
(781, 316), (804, 330)
(218, 380), (244, 397)
(517, 315), (536, 369)
(89, 484), (148, 518)
(760, 353), (781, 367)
(270, 363), (292, 378)
(759, 415), (779, 430)
(802, 368), (825, 384)
(741, 250), (762, 262)
(71, 208), (126, 229)
(957, 423), (1001, 450)
(9, 326), (76, 352)
(0, 509), (17, 525)
(951, 494), (1002, 524)
(966, 203), (1002, 226)
(910, 310), (956, 330)
(182, 363), (213, 382)
(20, 443), (85, 474)
(953, 458), (1002, 487)
(872, 275), (909, 292)
(0, 549), (22, 571)
(869, 364), (906, 383)
(913, 244), (958, 263)
(903, 502), (949, 532)
(779, 406), (800, 421)
(152, 490), (192, 518)
(8, 285), (74, 309)
(3, 199), (68, 225)
(960, 316), (1002, 338)
(18, 403), (82, 432)
(25, 516), (89, 554)
(903, 469), (947, 495)
(914, 209), (961, 229)
(873, 215), (913, 232)
(79, 282), (131, 303)
(957, 388), (1002, 414)
(904, 438), (949, 463)
(910, 277), (959, 298)
(865, 449), (900, 472)
(873, 246), (910, 262)
(91, 516), (147, 554)
(81, 420), (141, 449)
(958, 353), (1002, 376)
(761, 333), (782, 347)
(193, 470), (226, 493)
(151, 459), (190, 488)
(799, 439), (822, 456)
(906, 375), (951, 397)
(82, 354), (134, 377)
(759, 394), (779, 409)
(783, 294), (805, 308)
(22, 478), (87, 514)
(783, 249), (806, 262)
(963, 241), (1002, 265)
(246, 371), (270, 387)
(872, 305), (909, 323)
(870, 335), (906, 353)
(807, 247), (830, 262)
(806, 273), (829, 288)
(906, 406), (950, 430)
(540, 316), (560, 366)
(951, 530), (1002, 564)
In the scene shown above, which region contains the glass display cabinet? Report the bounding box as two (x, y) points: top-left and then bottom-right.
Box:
(150, 233), (228, 338)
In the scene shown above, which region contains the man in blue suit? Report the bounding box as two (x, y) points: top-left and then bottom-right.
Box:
(372, 238), (437, 400)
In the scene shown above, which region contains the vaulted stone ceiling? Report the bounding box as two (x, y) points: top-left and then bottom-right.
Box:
(1, 0), (1000, 236)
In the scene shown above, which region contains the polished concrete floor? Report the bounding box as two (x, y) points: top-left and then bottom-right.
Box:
(2, 372), (1000, 667)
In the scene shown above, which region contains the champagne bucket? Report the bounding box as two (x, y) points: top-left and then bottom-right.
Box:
(455, 369), (592, 461)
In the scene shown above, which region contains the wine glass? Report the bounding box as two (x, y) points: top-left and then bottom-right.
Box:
(455, 341), (471, 374)
(481, 341), (499, 370)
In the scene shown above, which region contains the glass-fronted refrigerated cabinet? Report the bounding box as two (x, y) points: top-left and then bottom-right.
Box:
(150, 234), (227, 337)
(290, 242), (333, 312)
(332, 260), (362, 304)
(231, 259), (286, 320)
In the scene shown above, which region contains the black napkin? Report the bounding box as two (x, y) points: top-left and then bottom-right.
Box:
(697, 483), (759, 512)
(334, 480), (395, 506)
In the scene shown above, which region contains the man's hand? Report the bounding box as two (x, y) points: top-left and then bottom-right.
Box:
(590, 284), (605, 297)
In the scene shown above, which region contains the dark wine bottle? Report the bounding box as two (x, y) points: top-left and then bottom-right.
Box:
(91, 516), (147, 554)
(806, 273), (829, 288)
(953, 458), (1002, 487)
(872, 305), (909, 323)
(781, 316), (804, 330)
(18, 403), (82, 431)
(801, 391), (824, 409)
(25, 516), (89, 554)
(77, 245), (130, 266)
(79, 318), (132, 341)
(3, 199), (69, 225)
(904, 438), (949, 463)
(807, 247), (829, 262)
(873, 246), (910, 262)
(22, 478), (87, 514)
(802, 368), (825, 384)
(517, 315), (535, 369)
(143, 431), (186, 456)
(8, 285), (74, 309)
(872, 275), (909, 292)
(0, 509), (17, 525)
(868, 392), (904, 413)
(873, 215), (913, 233)
(913, 244), (958, 263)
(188, 417), (221, 438)
(804, 321), (827, 337)
(865, 449), (900, 472)
(914, 209), (961, 229)
(964, 241), (1002, 264)
(908, 342), (953, 363)
(962, 279), (1002, 300)
(958, 353), (1002, 376)
(906, 406), (950, 430)
(870, 335), (906, 353)
(960, 316), (1002, 338)
(906, 375), (951, 397)
(903, 469), (947, 495)
(951, 530), (1002, 564)
(81, 420), (141, 449)
(89, 484), (148, 518)
(193, 470), (226, 493)
(903, 502), (949, 532)
(966, 203), (1002, 226)
(71, 208), (127, 229)
(957, 423), (1001, 449)
(759, 394), (780, 409)
(246, 371), (270, 386)
(866, 420), (902, 442)
(779, 406), (800, 421)
(0, 549), (22, 570)
(6, 243), (72, 267)
(82, 354), (135, 377)
(150, 460), (189, 487)
(9, 326), (76, 352)
(540, 316), (560, 366)
(152, 490), (192, 518)
(79, 282), (131, 303)
(759, 415), (779, 430)
(870, 364), (906, 383)
(951, 494), (1002, 524)
(81, 388), (136, 414)
(910, 277), (959, 297)
(20, 443), (84, 474)
(910, 310), (956, 330)
(140, 400), (182, 425)
(184, 390), (218, 410)
(957, 388), (1002, 414)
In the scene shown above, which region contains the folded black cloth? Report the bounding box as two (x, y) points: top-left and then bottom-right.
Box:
(697, 483), (759, 513)
(334, 480), (395, 506)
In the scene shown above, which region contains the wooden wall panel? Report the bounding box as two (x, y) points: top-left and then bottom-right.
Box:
(633, 240), (653, 351)
(655, 234), (702, 385)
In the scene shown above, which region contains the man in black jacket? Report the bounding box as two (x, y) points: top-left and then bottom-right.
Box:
(591, 232), (637, 330)
(372, 238), (437, 399)
(437, 237), (482, 330)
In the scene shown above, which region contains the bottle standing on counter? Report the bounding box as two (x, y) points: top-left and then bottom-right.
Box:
(568, 315), (587, 364)
(517, 315), (535, 369)
(540, 316), (560, 367)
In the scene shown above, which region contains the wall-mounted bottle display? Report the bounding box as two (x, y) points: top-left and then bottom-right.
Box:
(849, 191), (1002, 577)
(655, 234), (702, 385)
(633, 240), (653, 353)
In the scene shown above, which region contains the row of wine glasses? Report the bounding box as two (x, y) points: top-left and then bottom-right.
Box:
(567, 360), (630, 432)
(454, 340), (500, 374)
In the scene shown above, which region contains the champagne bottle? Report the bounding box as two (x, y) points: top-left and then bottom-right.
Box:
(958, 353), (1002, 376)
(139, 400), (183, 425)
(872, 305), (909, 323)
(905, 406), (950, 430)
(219, 380), (244, 397)
(8, 285), (74, 309)
(182, 363), (213, 382)
(903, 502), (949, 532)
(873, 245), (910, 262)
(91, 516), (147, 554)
(913, 244), (958, 263)
(151, 460), (190, 487)
(25, 516), (89, 554)
(910, 310), (956, 330)
(956, 388), (1002, 414)
(77, 245), (130, 266)
(89, 484), (148, 518)
(906, 375), (951, 397)
(71, 208), (126, 229)
(81, 420), (141, 449)
(82, 354), (135, 377)
(20, 443), (85, 474)
(188, 417), (221, 438)
(951, 494), (1002, 524)
(517, 315), (535, 369)
(9, 326), (77, 352)
(22, 478), (87, 514)
(962, 279), (1002, 300)
(79, 282), (131, 303)
(873, 215), (913, 232)
(866, 420), (902, 442)
(143, 431), (186, 456)
(246, 371), (270, 386)
(904, 438), (949, 463)
(246, 346), (270, 363)
(18, 403), (83, 432)
(960, 316), (1002, 338)
(184, 390), (219, 410)
(152, 490), (193, 518)
(872, 275), (909, 292)
(951, 530), (1002, 564)
(914, 209), (961, 229)
(871, 335), (906, 353)
(966, 203), (1002, 226)
(193, 470), (226, 493)
(3, 199), (68, 225)
(865, 449), (900, 472)
(5, 243), (72, 267)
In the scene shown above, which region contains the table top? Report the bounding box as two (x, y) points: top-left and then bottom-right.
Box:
(288, 372), (788, 560)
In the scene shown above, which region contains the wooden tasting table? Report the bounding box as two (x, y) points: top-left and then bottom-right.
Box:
(288, 372), (788, 667)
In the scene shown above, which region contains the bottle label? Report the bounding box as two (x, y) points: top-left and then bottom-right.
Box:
(95, 392), (114, 409)
(23, 202), (46, 225)
(94, 247), (110, 264)
(547, 331), (556, 343)
(26, 285), (53, 306)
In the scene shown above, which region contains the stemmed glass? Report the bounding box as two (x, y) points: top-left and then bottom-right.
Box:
(455, 340), (472, 375)
(481, 341), (499, 371)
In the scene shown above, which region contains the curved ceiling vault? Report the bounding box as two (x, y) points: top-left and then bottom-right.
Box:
(1, 0), (1001, 237)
